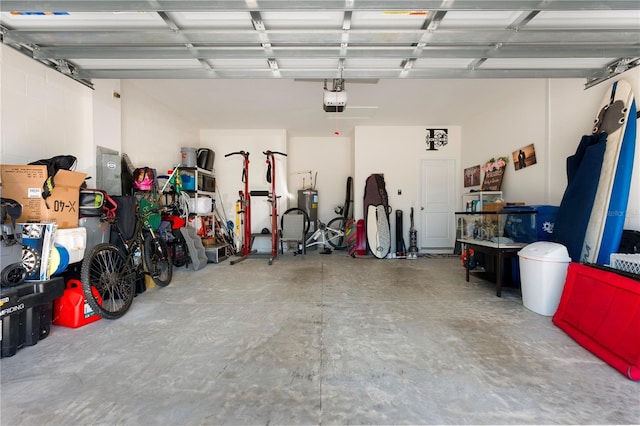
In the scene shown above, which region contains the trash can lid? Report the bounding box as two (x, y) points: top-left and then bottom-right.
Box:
(518, 241), (571, 262)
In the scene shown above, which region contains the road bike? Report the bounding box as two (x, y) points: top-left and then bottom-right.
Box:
(280, 208), (348, 251)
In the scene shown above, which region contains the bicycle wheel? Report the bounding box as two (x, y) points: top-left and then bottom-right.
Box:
(280, 208), (311, 235)
(327, 216), (348, 250)
(81, 243), (135, 319)
(143, 234), (173, 287)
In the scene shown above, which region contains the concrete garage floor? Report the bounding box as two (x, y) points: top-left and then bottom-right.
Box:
(1, 254), (639, 425)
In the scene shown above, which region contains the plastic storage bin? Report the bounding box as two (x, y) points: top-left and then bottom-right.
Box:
(518, 242), (571, 316)
(1, 277), (65, 357)
(188, 197), (213, 214)
(180, 174), (195, 191)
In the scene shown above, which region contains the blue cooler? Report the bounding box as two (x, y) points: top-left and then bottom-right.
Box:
(502, 206), (536, 287)
(504, 205), (560, 286)
(531, 205), (559, 241)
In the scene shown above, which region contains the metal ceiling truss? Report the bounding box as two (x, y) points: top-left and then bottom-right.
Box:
(1, 1), (639, 89)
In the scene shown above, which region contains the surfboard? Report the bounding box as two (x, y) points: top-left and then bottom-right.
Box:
(363, 174), (391, 258)
(581, 79), (637, 264)
(367, 205), (391, 258)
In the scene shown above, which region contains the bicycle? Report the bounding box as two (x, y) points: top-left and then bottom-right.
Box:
(81, 200), (173, 319)
(280, 208), (348, 251)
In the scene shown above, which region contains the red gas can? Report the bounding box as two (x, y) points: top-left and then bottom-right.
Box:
(53, 279), (101, 328)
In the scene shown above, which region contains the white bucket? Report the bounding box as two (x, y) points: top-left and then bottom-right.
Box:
(518, 242), (571, 316)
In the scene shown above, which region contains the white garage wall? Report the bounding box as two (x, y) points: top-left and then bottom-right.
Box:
(463, 79), (547, 205)
(0, 45), (93, 176)
(287, 136), (353, 224)
(120, 80), (199, 175)
(92, 79), (122, 157)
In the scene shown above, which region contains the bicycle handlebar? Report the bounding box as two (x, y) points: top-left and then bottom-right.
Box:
(263, 150), (287, 157)
(225, 151), (249, 158)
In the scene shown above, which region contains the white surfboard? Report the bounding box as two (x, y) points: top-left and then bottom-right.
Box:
(581, 79), (636, 264)
(367, 204), (390, 259)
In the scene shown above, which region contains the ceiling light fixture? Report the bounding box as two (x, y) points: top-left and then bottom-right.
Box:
(267, 58), (278, 71)
(400, 58), (415, 77)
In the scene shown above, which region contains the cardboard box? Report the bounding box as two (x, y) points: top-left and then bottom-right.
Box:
(1, 165), (86, 229)
(483, 201), (506, 212)
(483, 201), (525, 212)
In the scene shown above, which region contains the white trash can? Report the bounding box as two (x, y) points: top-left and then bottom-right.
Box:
(518, 242), (571, 316)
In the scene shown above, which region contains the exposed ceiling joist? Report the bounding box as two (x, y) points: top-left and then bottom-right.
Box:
(2, 1), (639, 12)
(1, 1), (638, 88)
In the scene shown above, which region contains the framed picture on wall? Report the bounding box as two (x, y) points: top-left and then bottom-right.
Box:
(464, 165), (481, 187)
(513, 144), (537, 170)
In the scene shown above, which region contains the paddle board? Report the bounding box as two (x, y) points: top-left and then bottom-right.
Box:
(363, 174), (391, 258)
(581, 79), (637, 264)
(367, 205), (391, 259)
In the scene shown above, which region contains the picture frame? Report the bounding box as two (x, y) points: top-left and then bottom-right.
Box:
(513, 144), (537, 170)
(464, 165), (481, 187)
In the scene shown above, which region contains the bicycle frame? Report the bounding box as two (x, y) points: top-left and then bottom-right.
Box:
(305, 217), (347, 250)
(105, 207), (160, 276)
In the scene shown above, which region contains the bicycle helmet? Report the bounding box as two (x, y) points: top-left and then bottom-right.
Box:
(133, 167), (155, 191)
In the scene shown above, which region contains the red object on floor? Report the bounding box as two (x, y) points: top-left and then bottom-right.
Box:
(53, 279), (101, 328)
(356, 219), (366, 256)
(552, 263), (640, 380)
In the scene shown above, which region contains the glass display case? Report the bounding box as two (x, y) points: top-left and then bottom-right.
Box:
(456, 209), (537, 248)
(456, 209), (538, 297)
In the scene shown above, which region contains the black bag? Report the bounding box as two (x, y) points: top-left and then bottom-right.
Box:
(1, 198), (22, 246)
(28, 155), (78, 206)
(109, 196), (138, 251)
(0, 198), (22, 226)
(134, 270), (146, 295)
(618, 230), (640, 254)
(79, 190), (106, 217)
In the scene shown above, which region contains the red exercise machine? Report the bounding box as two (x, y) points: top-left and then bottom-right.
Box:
(225, 151), (254, 264)
(263, 150), (287, 265)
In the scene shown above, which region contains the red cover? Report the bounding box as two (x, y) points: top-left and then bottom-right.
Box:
(552, 263), (640, 380)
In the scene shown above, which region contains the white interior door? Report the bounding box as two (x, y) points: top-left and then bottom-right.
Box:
(420, 159), (456, 253)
